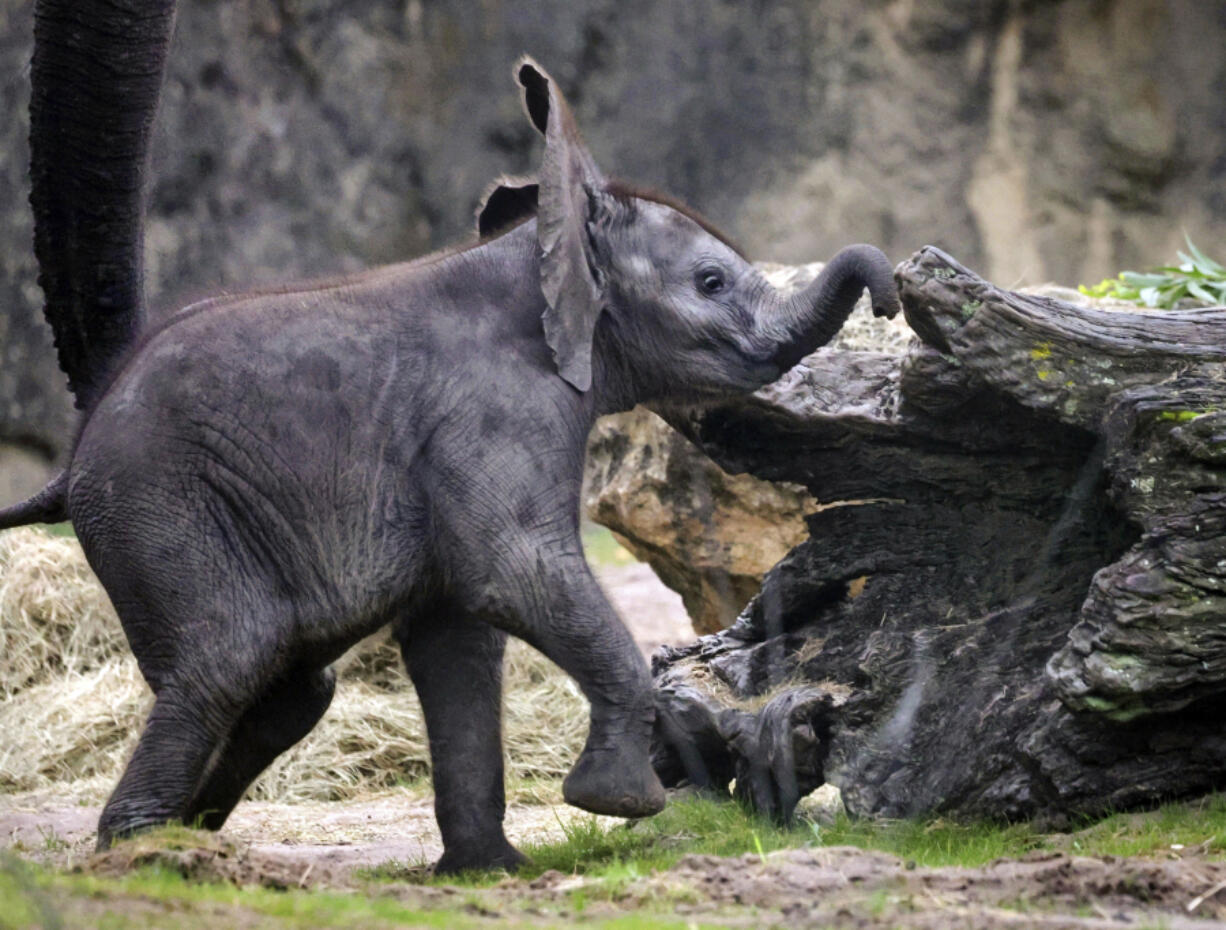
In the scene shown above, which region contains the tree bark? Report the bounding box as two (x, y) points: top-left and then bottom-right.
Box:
(651, 246), (1226, 825)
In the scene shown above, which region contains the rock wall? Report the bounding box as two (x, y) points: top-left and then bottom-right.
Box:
(2, 0), (1225, 472)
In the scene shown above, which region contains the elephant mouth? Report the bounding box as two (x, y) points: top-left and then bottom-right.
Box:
(706, 335), (783, 389)
(701, 354), (781, 394)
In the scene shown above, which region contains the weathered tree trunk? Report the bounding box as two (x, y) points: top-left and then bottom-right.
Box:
(651, 247), (1226, 825)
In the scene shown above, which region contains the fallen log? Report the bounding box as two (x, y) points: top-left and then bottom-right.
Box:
(649, 246), (1226, 824)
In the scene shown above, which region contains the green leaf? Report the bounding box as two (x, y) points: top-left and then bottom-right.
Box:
(1188, 281), (1223, 306)
(1080, 279), (1126, 299)
(1158, 282), (1188, 308)
(1120, 272), (1171, 288)
(1186, 235), (1226, 276)
(1079, 237), (1226, 310)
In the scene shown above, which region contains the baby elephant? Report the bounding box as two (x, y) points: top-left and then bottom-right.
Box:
(3, 0), (900, 873)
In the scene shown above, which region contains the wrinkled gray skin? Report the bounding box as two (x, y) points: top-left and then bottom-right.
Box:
(4, 2), (900, 874)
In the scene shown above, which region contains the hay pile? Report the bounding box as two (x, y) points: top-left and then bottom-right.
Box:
(0, 527), (588, 803)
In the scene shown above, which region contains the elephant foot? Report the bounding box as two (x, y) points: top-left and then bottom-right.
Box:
(435, 838), (529, 875)
(563, 746), (666, 818)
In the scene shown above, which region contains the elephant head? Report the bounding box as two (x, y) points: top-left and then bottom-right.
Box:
(479, 58), (901, 400)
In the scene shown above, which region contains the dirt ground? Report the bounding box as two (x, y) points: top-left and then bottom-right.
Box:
(0, 789), (622, 875)
(6, 564), (1226, 927)
(659, 848), (1226, 929)
(11, 814), (1226, 929)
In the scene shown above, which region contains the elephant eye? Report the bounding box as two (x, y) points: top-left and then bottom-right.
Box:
(697, 268), (726, 296)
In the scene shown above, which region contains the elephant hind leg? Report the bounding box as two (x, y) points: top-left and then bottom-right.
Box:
(89, 565), (304, 848)
(185, 664), (337, 831)
(397, 611), (527, 874)
(97, 683), (235, 850)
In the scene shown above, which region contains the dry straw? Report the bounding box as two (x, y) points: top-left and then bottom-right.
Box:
(0, 527), (588, 803)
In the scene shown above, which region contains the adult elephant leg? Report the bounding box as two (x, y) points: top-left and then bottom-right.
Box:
(474, 542), (664, 819)
(185, 665), (337, 831)
(397, 611), (526, 874)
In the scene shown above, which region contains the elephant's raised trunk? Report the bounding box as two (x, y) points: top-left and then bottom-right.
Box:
(768, 244), (901, 371)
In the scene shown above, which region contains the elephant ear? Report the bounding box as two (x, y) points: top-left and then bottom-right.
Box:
(516, 57), (606, 392)
(475, 175), (539, 238)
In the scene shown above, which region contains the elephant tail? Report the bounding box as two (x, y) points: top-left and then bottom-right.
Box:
(29, 0), (178, 411)
(0, 470), (69, 530)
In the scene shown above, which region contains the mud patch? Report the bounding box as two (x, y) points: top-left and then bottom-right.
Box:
(327, 846), (1226, 929)
(658, 847), (1226, 928)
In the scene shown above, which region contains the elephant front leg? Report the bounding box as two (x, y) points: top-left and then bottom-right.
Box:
(397, 610), (527, 874)
(470, 541), (666, 819)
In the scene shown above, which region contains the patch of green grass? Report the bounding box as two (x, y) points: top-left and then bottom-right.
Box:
(393, 796), (813, 891)
(580, 523), (636, 567)
(2, 854), (711, 930)
(1063, 793), (1226, 859)
(815, 793), (1226, 867)
(803, 792), (1226, 868)
(89, 867), (458, 927)
(0, 855), (54, 930)
(417, 791), (1226, 892)
(521, 796), (813, 878)
(1080, 236), (1226, 309)
(43, 522), (76, 539)
(808, 811), (1046, 867)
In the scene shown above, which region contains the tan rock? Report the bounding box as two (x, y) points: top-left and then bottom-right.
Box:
(585, 407), (817, 636)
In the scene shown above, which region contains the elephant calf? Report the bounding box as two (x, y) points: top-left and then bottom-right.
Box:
(2, 0), (900, 873)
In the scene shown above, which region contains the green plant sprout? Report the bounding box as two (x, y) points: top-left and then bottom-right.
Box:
(1080, 236), (1226, 309)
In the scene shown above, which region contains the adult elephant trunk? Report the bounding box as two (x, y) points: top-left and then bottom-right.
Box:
(765, 245), (901, 372)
